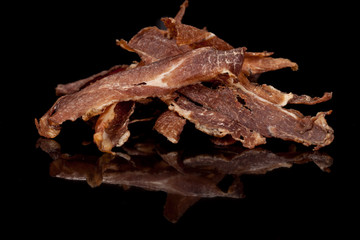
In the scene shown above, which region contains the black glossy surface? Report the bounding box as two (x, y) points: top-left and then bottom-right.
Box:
(5, 0), (355, 238)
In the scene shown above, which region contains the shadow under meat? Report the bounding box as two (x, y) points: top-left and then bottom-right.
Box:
(36, 136), (333, 223)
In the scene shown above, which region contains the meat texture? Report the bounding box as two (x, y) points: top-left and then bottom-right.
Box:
(170, 78), (333, 150)
(154, 110), (186, 144)
(36, 47), (245, 138)
(55, 64), (130, 96)
(94, 101), (135, 153)
(35, 0), (334, 152)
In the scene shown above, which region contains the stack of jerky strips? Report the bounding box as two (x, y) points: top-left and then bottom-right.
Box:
(36, 0), (334, 153)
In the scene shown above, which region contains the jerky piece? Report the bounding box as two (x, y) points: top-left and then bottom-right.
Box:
(228, 77), (334, 149)
(55, 64), (130, 96)
(289, 92), (333, 105)
(154, 110), (186, 144)
(36, 47), (245, 138)
(174, 81), (333, 150)
(118, 27), (191, 65)
(174, 0), (189, 23)
(93, 101), (135, 153)
(162, 17), (233, 51)
(242, 52), (298, 79)
(169, 95), (267, 149)
(119, 5), (296, 79)
(235, 73), (332, 107)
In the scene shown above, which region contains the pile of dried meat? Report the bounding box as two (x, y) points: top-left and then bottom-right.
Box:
(35, 0), (334, 153)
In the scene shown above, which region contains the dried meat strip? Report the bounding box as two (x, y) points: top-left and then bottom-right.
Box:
(55, 64), (130, 96)
(118, 27), (191, 65)
(172, 79), (333, 150)
(154, 110), (186, 144)
(228, 77), (334, 149)
(242, 52), (298, 79)
(235, 73), (332, 107)
(36, 47), (245, 138)
(174, 0), (189, 23)
(169, 94), (267, 149)
(120, 11), (297, 78)
(162, 17), (234, 51)
(93, 101), (135, 153)
(162, 12), (298, 76)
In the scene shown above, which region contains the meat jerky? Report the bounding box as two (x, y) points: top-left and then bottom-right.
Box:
(93, 101), (135, 153)
(289, 92), (333, 105)
(174, 0), (189, 23)
(235, 73), (332, 107)
(121, 18), (296, 79)
(228, 77), (333, 149)
(117, 13), (298, 144)
(55, 64), (130, 96)
(117, 27), (191, 65)
(242, 52), (298, 78)
(169, 94), (267, 149)
(162, 17), (234, 51)
(162, 11), (297, 76)
(172, 79), (333, 150)
(36, 47), (245, 138)
(166, 0), (233, 50)
(36, 0), (334, 151)
(154, 110), (186, 144)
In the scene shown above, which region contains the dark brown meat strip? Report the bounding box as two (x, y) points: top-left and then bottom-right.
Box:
(36, 47), (245, 138)
(233, 73), (333, 107)
(94, 101), (135, 153)
(174, 0), (189, 22)
(169, 94), (267, 149)
(154, 110), (186, 143)
(118, 27), (191, 64)
(162, 17), (234, 51)
(289, 92), (333, 105)
(55, 64), (130, 96)
(229, 77), (334, 149)
(173, 79), (334, 150)
(242, 52), (298, 78)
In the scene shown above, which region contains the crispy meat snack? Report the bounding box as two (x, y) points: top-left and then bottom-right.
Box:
(36, 0), (333, 152)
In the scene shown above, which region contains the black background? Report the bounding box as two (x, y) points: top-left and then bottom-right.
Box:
(4, 0), (357, 238)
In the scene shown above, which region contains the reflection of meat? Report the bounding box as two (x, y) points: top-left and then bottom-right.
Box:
(35, 0), (334, 152)
(37, 135), (333, 223)
(183, 147), (333, 175)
